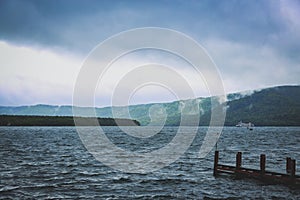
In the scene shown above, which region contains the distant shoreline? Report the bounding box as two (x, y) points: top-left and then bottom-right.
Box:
(0, 115), (299, 127)
(0, 115), (140, 126)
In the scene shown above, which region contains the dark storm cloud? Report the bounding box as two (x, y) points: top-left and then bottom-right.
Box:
(1, 0), (298, 55)
(0, 0), (117, 51)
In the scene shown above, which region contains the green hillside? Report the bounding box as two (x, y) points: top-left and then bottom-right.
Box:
(0, 85), (299, 126)
(225, 86), (300, 126)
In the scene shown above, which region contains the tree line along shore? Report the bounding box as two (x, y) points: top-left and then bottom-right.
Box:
(0, 115), (140, 126)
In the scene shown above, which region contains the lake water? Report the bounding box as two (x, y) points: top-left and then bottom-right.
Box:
(0, 126), (299, 199)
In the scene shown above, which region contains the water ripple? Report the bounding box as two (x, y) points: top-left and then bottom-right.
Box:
(0, 126), (299, 199)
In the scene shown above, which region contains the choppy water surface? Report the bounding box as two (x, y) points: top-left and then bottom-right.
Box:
(0, 126), (299, 199)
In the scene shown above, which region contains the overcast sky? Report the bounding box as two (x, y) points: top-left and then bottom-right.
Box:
(0, 0), (299, 106)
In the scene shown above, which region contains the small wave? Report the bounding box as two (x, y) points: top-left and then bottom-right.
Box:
(0, 186), (19, 193)
(203, 197), (239, 200)
(139, 178), (198, 185)
(112, 177), (133, 183)
(78, 171), (102, 176)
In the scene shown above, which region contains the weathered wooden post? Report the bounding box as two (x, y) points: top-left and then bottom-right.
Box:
(214, 151), (219, 176)
(286, 157), (291, 173)
(291, 159), (296, 177)
(260, 154), (266, 174)
(236, 152), (242, 170)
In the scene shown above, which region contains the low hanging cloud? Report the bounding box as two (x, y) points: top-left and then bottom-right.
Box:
(203, 38), (300, 94)
(0, 41), (81, 105)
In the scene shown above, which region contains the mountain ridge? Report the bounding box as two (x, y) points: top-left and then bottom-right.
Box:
(1, 85), (299, 126)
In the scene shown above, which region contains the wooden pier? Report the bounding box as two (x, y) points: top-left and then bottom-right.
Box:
(213, 151), (300, 187)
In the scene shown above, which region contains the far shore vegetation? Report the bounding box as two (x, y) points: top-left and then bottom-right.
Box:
(0, 115), (140, 126)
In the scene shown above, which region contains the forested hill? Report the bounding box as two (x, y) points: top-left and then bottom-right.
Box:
(0, 85), (299, 126)
(224, 85), (300, 126)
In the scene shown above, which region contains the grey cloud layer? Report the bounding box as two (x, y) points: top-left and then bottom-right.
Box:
(1, 0), (299, 55)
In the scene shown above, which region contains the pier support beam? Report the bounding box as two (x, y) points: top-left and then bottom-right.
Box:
(260, 154), (266, 174)
(286, 157), (291, 173)
(214, 151), (219, 176)
(291, 159), (296, 177)
(236, 152), (242, 170)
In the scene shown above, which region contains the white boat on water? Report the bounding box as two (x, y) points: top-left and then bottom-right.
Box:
(236, 121), (254, 130)
(236, 121), (247, 127)
(247, 122), (254, 130)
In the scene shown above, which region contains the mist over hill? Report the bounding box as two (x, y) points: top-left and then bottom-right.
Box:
(1, 85), (299, 126)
